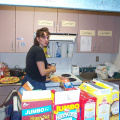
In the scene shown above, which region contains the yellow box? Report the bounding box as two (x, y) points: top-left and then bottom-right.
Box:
(79, 82), (111, 120)
(92, 79), (119, 120)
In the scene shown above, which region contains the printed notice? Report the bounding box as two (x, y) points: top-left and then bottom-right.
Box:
(98, 31), (112, 36)
(38, 20), (53, 26)
(80, 30), (95, 36)
(62, 20), (75, 27)
(80, 36), (92, 52)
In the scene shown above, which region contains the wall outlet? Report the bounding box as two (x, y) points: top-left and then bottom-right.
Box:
(96, 56), (99, 62)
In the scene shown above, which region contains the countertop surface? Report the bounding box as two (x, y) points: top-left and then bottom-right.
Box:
(0, 74), (120, 86)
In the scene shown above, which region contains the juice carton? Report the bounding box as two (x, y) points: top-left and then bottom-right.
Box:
(52, 89), (80, 120)
(22, 90), (52, 120)
(79, 82), (111, 120)
(91, 79), (119, 120)
(80, 89), (97, 120)
(17, 81), (34, 101)
(60, 77), (75, 91)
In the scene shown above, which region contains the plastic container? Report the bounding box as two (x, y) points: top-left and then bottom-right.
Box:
(56, 42), (61, 57)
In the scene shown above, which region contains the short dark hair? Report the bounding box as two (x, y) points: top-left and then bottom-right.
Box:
(34, 27), (50, 45)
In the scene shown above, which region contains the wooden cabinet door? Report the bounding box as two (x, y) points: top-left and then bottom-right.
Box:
(0, 6), (15, 52)
(77, 11), (97, 53)
(97, 13), (115, 53)
(113, 14), (120, 53)
(34, 7), (57, 33)
(16, 6), (34, 53)
(57, 9), (79, 34)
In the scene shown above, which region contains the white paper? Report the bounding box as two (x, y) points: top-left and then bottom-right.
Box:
(55, 89), (80, 105)
(22, 90), (51, 100)
(80, 36), (92, 52)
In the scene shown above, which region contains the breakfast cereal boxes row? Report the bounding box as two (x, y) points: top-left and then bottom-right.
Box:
(91, 79), (119, 120)
(18, 79), (119, 120)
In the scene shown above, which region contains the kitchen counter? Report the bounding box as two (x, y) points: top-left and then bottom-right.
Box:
(76, 75), (120, 82)
(1, 74), (119, 86)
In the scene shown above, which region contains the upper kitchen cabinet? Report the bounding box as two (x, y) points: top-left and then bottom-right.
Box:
(77, 11), (98, 53)
(34, 8), (78, 34)
(0, 6), (15, 52)
(16, 6), (34, 52)
(34, 7), (57, 33)
(97, 12), (115, 53)
(78, 11), (116, 53)
(57, 9), (79, 34)
(113, 13), (120, 53)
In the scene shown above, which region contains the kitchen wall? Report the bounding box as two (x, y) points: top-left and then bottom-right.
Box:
(0, 52), (116, 70)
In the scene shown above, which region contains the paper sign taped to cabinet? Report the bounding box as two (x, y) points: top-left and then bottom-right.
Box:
(80, 36), (92, 52)
(38, 20), (53, 26)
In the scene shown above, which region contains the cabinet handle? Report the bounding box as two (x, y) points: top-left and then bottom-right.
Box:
(18, 41), (19, 48)
(93, 43), (96, 51)
(54, 21), (55, 31)
(12, 41), (14, 51)
(12, 41), (13, 48)
(59, 21), (61, 31)
(97, 44), (100, 51)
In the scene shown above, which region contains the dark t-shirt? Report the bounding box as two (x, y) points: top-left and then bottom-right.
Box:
(26, 45), (47, 82)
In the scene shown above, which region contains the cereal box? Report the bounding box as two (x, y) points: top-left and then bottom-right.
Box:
(79, 82), (111, 120)
(92, 79), (119, 120)
(52, 89), (80, 120)
(60, 77), (75, 91)
(22, 90), (52, 120)
(17, 81), (34, 101)
(80, 89), (97, 120)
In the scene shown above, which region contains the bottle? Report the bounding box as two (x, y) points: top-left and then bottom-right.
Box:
(47, 45), (50, 57)
(0, 70), (4, 78)
(56, 42), (61, 57)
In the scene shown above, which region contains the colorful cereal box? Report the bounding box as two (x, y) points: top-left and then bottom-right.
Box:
(17, 81), (34, 101)
(22, 90), (52, 120)
(60, 77), (75, 91)
(52, 89), (80, 120)
(79, 82), (111, 120)
(80, 89), (97, 120)
(92, 79), (119, 120)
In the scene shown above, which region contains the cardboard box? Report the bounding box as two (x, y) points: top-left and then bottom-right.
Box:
(60, 77), (75, 91)
(22, 90), (52, 120)
(80, 90), (97, 120)
(79, 82), (111, 120)
(91, 79), (119, 120)
(52, 89), (80, 120)
(17, 81), (34, 101)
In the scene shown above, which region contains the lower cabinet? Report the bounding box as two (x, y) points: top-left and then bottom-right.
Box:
(0, 85), (21, 106)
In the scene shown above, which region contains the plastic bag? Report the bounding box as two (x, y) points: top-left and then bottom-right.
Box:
(105, 62), (120, 77)
(95, 64), (108, 79)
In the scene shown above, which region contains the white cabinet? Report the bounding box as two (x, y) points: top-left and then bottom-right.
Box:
(0, 6), (15, 52)
(77, 11), (97, 53)
(57, 9), (79, 34)
(77, 11), (117, 53)
(16, 6), (34, 52)
(34, 8), (78, 34)
(113, 14), (120, 53)
(97, 12), (115, 53)
(0, 6), (34, 53)
(34, 7), (57, 33)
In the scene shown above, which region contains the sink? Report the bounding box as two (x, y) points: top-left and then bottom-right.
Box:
(80, 72), (97, 80)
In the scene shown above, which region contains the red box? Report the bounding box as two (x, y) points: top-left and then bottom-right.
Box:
(80, 90), (97, 120)
(52, 89), (80, 120)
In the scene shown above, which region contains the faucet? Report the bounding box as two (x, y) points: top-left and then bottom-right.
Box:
(88, 65), (92, 72)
